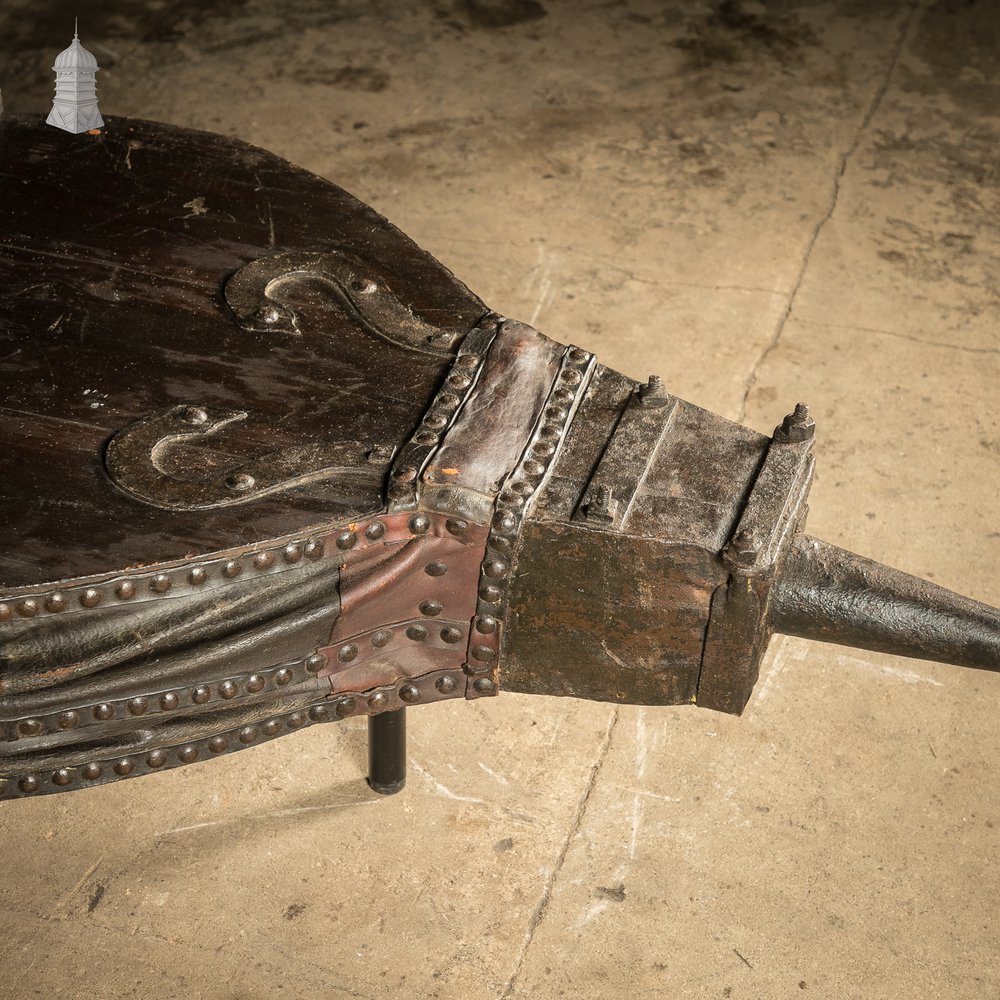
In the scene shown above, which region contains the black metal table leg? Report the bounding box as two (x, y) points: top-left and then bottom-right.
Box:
(367, 708), (406, 795)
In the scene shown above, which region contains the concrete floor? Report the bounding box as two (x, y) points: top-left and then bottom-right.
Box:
(1, 1), (998, 997)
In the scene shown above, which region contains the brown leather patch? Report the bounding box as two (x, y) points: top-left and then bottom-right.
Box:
(423, 320), (563, 496)
(318, 512), (489, 698)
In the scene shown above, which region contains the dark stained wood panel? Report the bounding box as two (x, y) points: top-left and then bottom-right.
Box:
(0, 115), (486, 587)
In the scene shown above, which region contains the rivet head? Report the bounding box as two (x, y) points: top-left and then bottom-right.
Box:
(335, 697), (356, 718)
(246, 674), (266, 692)
(472, 645), (497, 662)
(512, 481), (534, 497)
(127, 697), (148, 716)
(283, 544), (303, 564)
(336, 531), (358, 551)
(568, 348), (590, 364)
(149, 575), (172, 594)
(306, 653), (327, 673)
(263, 719), (282, 737)
(546, 406), (568, 422)
(539, 425), (560, 440)
(82, 762), (103, 780)
(392, 466), (417, 483)
(222, 560), (242, 579)
(493, 511), (517, 534)
(52, 768), (73, 787)
(338, 643), (359, 663)
(147, 750), (167, 768)
(445, 518), (467, 536)
(368, 691), (388, 711)
(424, 413), (448, 430)
(491, 535), (513, 553)
(456, 353), (480, 369)
(552, 386), (574, 402)
(114, 758), (134, 776)
(115, 581), (136, 600)
(238, 726), (258, 744)
(475, 615), (498, 634)
(438, 392), (460, 411)
(208, 736), (228, 754)
(188, 567), (208, 585)
(436, 675), (457, 694)
(425, 561), (447, 577)
(419, 599), (443, 617)
(409, 513), (431, 534)
(406, 624), (428, 642)
(274, 668), (293, 685)
(414, 431), (438, 446)
(498, 491), (524, 508)
(58, 711), (79, 730)
(371, 629), (393, 648)
(180, 406), (208, 425)
(45, 593), (68, 613)
(177, 745), (198, 763)
(0, 603), (12, 621)
(225, 471), (255, 492)
(288, 712), (307, 729)
(160, 692), (180, 711)
(523, 459), (546, 477)
(219, 680), (238, 699)
(304, 539), (325, 559)
(484, 559), (508, 578)
(365, 522), (386, 542)
(17, 719), (43, 738)
(80, 587), (103, 608)
(18, 775), (39, 794)
(479, 583), (502, 603)
(93, 703), (114, 721)
(440, 626), (463, 644)
(473, 677), (496, 694)
(560, 368), (583, 385)
(253, 550), (275, 570)
(447, 372), (472, 390)
(309, 704), (330, 722)
(532, 441), (556, 457)
(399, 684), (421, 704)
(192, 686), (211, 705)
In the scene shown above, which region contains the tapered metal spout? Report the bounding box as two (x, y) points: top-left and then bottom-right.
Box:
(771, 536), (1000, 672)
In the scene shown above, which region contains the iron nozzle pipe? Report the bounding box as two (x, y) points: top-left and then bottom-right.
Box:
(770, 535), (1000, 672)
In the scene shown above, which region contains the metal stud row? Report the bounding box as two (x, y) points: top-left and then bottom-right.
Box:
(4, 654), (325, 742)
(0, 538), (328, 623)
(465, 344), (595, 698)
(2, 705), (330, 797)
(328, 509), (473, 565)
(0, 668), (465, 799)
(387, 316), (501, 510)
(329, 617), (468, 671)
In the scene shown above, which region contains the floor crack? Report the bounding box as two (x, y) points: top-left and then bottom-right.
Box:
(499, 708), (620, 999)
(797, 316), (1000, 356)
(736, 2), (920, 423)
